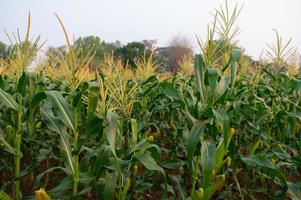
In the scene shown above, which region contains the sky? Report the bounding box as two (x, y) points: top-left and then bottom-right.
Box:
(0, 0), (300, 59)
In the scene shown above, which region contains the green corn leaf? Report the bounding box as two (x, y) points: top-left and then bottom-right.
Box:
(102, 172), (117, 200)
(45, 91), (75, 131)
(0, 88), (18, 111)
(287, 182), (301, 200)
(35, 166), (69, 186)
(136, 153), (167, 200)
(201, 140), (216, 188)
(213, 109), (230, 150)
(204, 174), (225, 200)
(136, 152), (164, 174)
(292, 79), (301, 95)
(206, 67), (219, 96)
(0, 191), (12, 200)
(0, 132), (20, 156)
(272, 147), (291, 160)
(0, 75), (4, 88)
(262, 67), (276, 81)
(16, 72), (28, 95)
(249, 139), (262, 155)
(31, 92), (46, 111)
(104, 111), (119, 157)
(229, 48), (241, 88)
(241, 155), (276, 169)
(195, 54), (206, 104)
(215, 139), (225, 172)
(172, 176), (186, 200)
(161, 82), (182, 101)
(130, 139), (161, 155)
(73, 82), (88, 108)
(87, 81), (99, 124)
(51, 176), (73, 195)
(187, 119), (211, 172)
(41, 108), (74, 175)
(160, 159), (185, 169)
(213, 76), (230, 103)
(131, 118), (138, 148)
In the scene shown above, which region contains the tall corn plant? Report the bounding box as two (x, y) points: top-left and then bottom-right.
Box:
(266, 29), (296, 71)
(230, 70), (301, 198)
(36, 14), (98, 197)
(38, 13), (95, 91)
(186, 51), (240, 199)
(54, 14), (95, 197)
(183, 1), (242, 197)
(2, 13), (43, 80)
(37, 84), (100, 197)
(197, 0), (242, 68)
(0, 12), (43, 200)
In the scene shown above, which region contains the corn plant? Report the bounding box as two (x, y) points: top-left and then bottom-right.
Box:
(97, 54), (139, 117)
(0, 12), (43, 200)
(197, 0), (242, 68)
(178, 54), (194, 77)
(0, 1), (301, 199)
(266, 29), (297, 71)
(134, 49), (160, 80)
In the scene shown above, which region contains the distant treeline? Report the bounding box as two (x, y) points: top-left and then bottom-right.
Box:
(0, 35), (196, 72)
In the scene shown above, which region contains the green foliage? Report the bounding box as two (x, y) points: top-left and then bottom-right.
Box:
(0, 1), (301, 200)
(74, 36), (116, 68)
(0, 41), (9, 59)
(116, 41), (152, 68)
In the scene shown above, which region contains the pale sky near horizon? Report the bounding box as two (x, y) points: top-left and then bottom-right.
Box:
(0, 0), (300, 59)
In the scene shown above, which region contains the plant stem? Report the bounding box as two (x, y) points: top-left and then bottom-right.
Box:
(233, 171), (244, 200)
(73, 132), (79, 197)
(297, 94), (301, 156)
(14, 96), (23, 200)
(191, 176), (197, 197)
(14, 134), (21, 200)
(299, 134), (301, 157)
(27, 75), (35, 138)
(73, 107), (79, 197)
(191, 157), (199, 197)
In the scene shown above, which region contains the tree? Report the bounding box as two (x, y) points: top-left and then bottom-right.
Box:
(0, 41), (8, 59)
(157, 35), (193, 72)
(74, 36), (116, 67)
(115, 41), (153, 68)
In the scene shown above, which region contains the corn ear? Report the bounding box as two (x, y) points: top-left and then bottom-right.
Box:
(35, 188), (51, 200)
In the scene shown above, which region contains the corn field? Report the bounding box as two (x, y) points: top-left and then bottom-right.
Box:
(0, 2), (301, 200)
